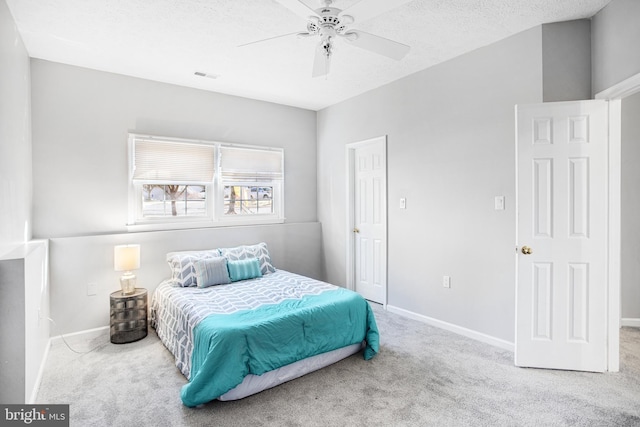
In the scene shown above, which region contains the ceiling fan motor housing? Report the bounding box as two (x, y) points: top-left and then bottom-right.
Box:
(309, 7), (348, 35)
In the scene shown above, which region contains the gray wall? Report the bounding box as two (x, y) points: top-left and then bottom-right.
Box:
(318, 13), (637, 343)
(621, 91), (640, 321)
(318, 27), (545, 343)
(0, 1), (49, 405)
(592, 0), (640, 95)
(31, 59), (317, 238)
(49, 223), (321, 334)
(0, 259), (25, 403)
(542, 20), (592, 102)
(0, 258), (25, 403)
(0, 0), (32, 249)
(30, 60), (322, 334)
(0, 240), (48, 404)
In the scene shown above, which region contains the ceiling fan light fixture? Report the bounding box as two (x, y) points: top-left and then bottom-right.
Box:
(342, 31), (358, 42)
(340, 14), (354, 25)
(321, 37), (333, 57)
(306, 19), (320, 34)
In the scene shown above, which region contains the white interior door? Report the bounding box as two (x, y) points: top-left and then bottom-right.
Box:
(515, 100), (609, 372)
(351, 137), (387, 304)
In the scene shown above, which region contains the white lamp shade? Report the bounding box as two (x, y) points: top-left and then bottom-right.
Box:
(114, 244), (140, 271)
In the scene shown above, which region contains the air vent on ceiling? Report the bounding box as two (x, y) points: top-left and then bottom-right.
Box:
(194, 71), (219, 79)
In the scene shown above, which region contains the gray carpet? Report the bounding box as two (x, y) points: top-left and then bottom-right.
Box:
(37, 305), (640, 426)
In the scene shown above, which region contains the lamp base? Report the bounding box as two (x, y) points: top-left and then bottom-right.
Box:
(120, 272), (137, 295)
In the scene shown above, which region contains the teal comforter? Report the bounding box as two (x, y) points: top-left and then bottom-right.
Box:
(181, 287), (379, 407)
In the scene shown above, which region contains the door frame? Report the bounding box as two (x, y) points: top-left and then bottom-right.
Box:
(594, 72), (640, 372)
(345, 135), (388, 305)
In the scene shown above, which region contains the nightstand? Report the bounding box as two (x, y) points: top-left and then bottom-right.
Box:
(109, 288), (148, 344)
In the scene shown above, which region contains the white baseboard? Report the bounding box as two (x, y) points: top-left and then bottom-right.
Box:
(386, 305), (515, 352)
(28, 340), (51, 404)
(49, 325), (109, 344)
(621, 318), (640, 328)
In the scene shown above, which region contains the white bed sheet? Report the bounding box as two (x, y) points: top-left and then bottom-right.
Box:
(218, 342), (363, 401)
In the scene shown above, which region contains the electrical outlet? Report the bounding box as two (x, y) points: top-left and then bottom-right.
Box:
(87, 282), (98, 296)
(442, 276), (451, 288)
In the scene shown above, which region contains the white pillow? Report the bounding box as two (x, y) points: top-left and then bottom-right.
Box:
(218, 242), (276, 275)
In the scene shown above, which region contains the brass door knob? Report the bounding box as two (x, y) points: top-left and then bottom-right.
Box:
(521, 245), (532, 255)
(353, 228), (360, 233)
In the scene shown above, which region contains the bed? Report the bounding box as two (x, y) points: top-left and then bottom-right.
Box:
(150, 243), (379, 407)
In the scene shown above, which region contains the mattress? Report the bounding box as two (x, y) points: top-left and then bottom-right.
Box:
(150, 269), (379, 406)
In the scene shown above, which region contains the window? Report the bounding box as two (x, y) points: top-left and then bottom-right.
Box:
(142, 184), (206, 217)
(128, 134), (284, 230)
(219, 146), (283, 221)
(224, 186), (273, 215)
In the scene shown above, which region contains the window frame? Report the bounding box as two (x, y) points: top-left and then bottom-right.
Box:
(127, 134), (284, 231)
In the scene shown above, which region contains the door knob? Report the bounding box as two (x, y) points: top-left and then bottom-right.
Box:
(521, 245), (532, 255)
(353, 228), (360, 233)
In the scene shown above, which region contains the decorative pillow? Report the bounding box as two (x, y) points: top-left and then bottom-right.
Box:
(166, 249), (221, 287)
(194, 257), (230, 288)
(227, 258), (262, 282)
(218, 242), (276, 275)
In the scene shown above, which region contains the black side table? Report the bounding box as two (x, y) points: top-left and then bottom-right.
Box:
(110, 288), (148, 344)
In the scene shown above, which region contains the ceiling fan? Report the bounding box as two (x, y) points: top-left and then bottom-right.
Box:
(241, 0), (413, 77)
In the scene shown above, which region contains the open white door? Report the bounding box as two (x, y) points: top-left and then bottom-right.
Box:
(515, 100), (609, 372)
(346, 136), (387, 304)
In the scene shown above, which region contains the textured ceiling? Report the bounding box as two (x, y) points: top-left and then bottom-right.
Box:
(6, 0), (611, 110)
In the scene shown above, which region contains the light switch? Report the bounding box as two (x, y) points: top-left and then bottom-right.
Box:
(494, 196), (505, 211)
(443, 276), (451, 288)
(400, 198), (406, 209)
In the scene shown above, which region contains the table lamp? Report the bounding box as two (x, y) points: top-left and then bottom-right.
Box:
(114, 244), (140, 295)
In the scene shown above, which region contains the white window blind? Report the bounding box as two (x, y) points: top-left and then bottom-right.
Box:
(133, 138), (215, 183)
(220, 146), (283, 181)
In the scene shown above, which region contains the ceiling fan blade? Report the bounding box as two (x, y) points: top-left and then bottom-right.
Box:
(341, 0), (415, 24)
(273, 0), (319, 20)
(312, 45), (331, 78)
(238, 31), (305, 47)
(343, 30), (410, 60)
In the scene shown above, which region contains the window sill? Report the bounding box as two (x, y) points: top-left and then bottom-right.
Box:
(126, 217), (285, 233)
